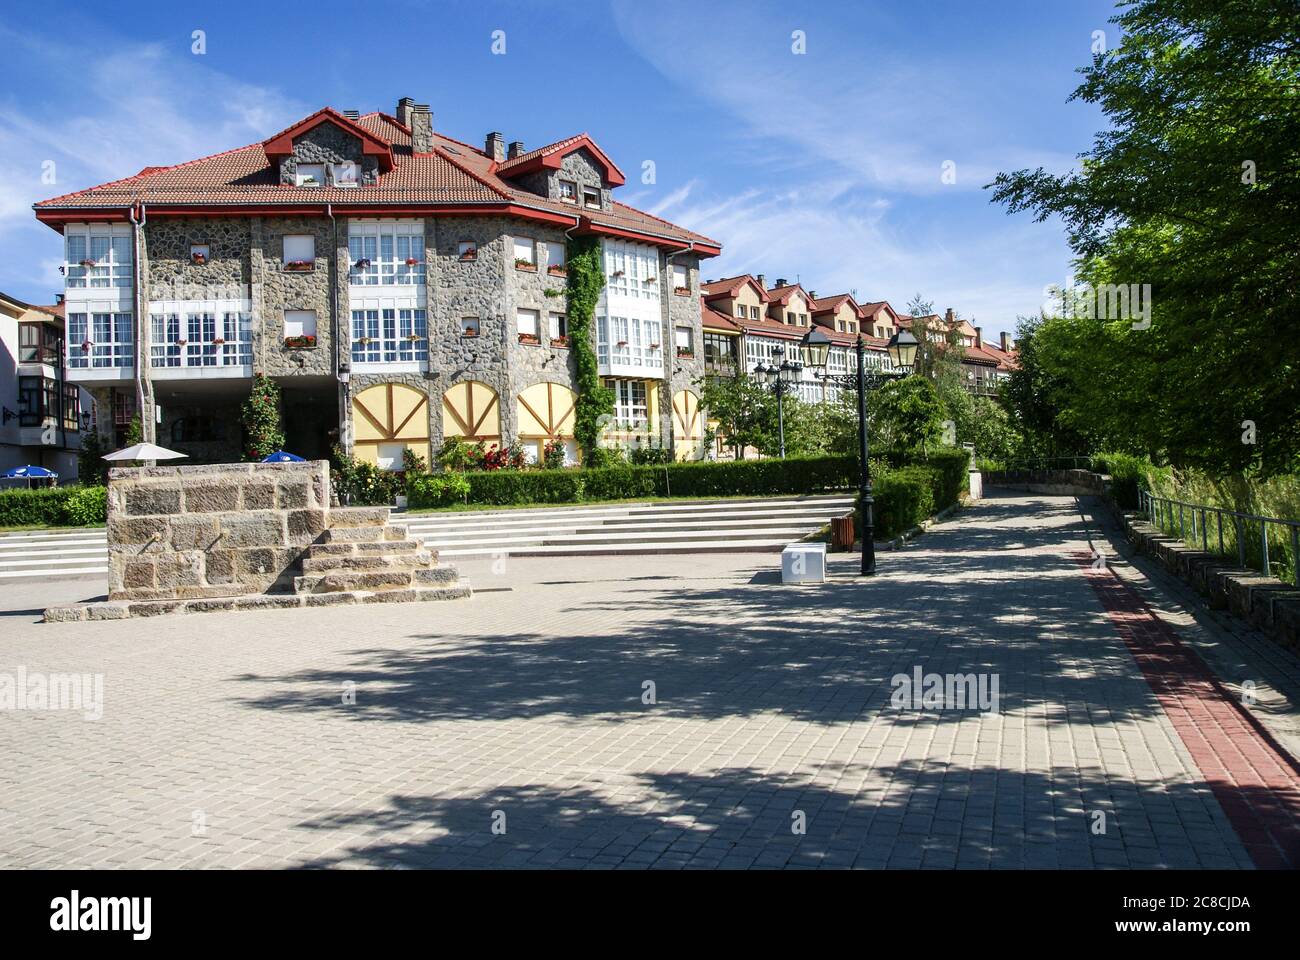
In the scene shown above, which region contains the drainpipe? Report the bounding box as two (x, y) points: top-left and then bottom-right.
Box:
(327, 203), (349, 458)
(129, 202), (151, 444)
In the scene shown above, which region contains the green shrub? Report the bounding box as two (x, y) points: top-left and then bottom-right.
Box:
(464, 469), (586, 506)
(1095, 451), (1158, 509)
(865, 467), (937, 540)
(0, 485), (108, 527)
(62, 486), (108, 526)
(407, 473), (471, 509)
(581, 466), (658, 501)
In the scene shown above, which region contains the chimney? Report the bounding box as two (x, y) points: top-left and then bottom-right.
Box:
(1000, 331), (1011, 352)
(396, 97), (415, 127)
(974, 326), (983, 348)
(756, 274), (766, 288)
(409, 104), (433, 154)
(485, 132), (505, 162)
(343, 109), (360, 120)
(55, 293), (65, 305)
(809, 290), (817, 301)
(944, 307), (955, 326)
(507, 141), (525, 159)
(774, 278), (786, 289)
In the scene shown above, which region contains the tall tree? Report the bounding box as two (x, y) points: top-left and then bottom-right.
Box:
(988, 0), (1300, 477)
(699, 373), (776, 460)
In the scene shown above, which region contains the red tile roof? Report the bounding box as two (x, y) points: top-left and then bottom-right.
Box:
(701, 299), (741, 333)
(34, 108), (717, 253)
(494, 134), (627, 186)
(701, 274), (768, 302)
(765, 283), (812, 306)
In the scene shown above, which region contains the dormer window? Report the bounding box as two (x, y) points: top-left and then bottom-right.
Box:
(296, 163), (325, 187)
(558, 180), (577, 204)
(331, 162), (358, 188)
(582, 186), (600, 210)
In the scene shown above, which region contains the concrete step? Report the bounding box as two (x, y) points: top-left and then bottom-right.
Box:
(437, 539), (795, 557)
(295, 569), (420, 594)
(302, 539), (422, 561)
(329, 506), (391, 528)
(404, 494), (853, 524)
(299, 551), (434, 574)
(319, 525), (386, 544)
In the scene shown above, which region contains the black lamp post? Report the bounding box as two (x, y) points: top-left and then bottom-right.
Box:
(805, 326), (919, 575)
(754, 343), (803, 458)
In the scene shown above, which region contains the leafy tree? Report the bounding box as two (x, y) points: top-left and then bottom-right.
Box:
(1001, 315), (1097, 458)
(869, 376), (945, 454)
(124, 415), (143, 447)
(241, 373), (285, 461)
(699, 373), (777, 460)
(988, 0), (1300, 477)
(77, 428), (109, 486)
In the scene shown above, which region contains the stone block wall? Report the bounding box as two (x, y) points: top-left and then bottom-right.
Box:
(106, 460), (331, 601)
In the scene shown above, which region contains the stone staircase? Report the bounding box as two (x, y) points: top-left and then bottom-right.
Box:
(289, 506), (470, 604)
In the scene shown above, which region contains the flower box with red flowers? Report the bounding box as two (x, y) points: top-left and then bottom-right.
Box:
(546, 265), (567, 277)
(284, 335), (317, 349)
(676, 347), (694, 358)
(674, 286), (690, 296)
(211, 337), (226, 345)
(80, 340), (94, 352)
(514, 259), (537, 272)
(79, 259), (97, 268)
(549, 336), (570, 348)
(517, 333), (541, 345)
(191, 253), (208, 266)
(284, 260), (314, 272)
(405, 257), (422, 266)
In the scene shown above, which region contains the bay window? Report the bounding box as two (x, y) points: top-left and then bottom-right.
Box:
(351, 308), (427, 363)
(65, 226), (132, 289)
(67, 311), (133, 368)
(613, 379), (648, 429)
(348, 221), (426, 285)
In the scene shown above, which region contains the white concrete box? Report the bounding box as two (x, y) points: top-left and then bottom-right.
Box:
(781, 542), (827, 584)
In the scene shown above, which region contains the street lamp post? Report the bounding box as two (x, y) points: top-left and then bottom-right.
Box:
(754, 344), (802, 458)
(803, 326), (919, 575)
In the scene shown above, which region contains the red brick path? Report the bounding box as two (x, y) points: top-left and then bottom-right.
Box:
(1077, 552), (1300, 868)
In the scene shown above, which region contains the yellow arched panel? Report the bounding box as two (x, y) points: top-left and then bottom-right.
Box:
(352, 382), (431, 468)
(442, 380), (501, 443)
(672, 388), (703, 461)
(517, 382), (577, 439)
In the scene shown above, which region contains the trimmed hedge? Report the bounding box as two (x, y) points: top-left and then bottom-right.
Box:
(0, 485), (107, 527)
(870, 467), (937, 540)
(411, 455), (858, 509)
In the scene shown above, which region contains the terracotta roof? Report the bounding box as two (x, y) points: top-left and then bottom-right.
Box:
(701, 274), (768, 302)
(34, 108), (717, 252)
(28, 302), (65, 319)
(701, 299), (741, 333)
(765, 283), (813, 307)
(494, 134), (627, 186)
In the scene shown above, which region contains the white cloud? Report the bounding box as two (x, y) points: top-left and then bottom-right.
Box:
(0, 26), (302, 301)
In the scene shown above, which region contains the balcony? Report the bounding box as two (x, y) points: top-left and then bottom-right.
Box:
(596, 316), (665, 380)
(150, 312), (253, 379)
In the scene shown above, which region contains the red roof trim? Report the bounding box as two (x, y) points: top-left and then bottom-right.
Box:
(263, 108), (395, 172)
(496, 134), (627, 186)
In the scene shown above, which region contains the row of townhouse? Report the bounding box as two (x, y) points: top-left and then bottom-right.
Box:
(698, 274), (1018, 446)
(0, 292), (91, 477)
(31, 97), (722, 471)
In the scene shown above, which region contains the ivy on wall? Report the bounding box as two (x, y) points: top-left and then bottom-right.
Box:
(565, 235), (614, 462)
(241, 373), (286, 461)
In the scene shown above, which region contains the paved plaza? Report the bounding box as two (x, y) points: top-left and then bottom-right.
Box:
(2, 492), (1298, 869)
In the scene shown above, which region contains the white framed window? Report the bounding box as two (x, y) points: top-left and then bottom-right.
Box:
(735, 304), (745, 318)
(350, 307), (427, 364)
(513, 237), (536, 266)
(672, 264), (688, 291)
(603, 240), (659, 301)
(750, 306), (759, 319)
(375, 443), (407, 472)
(331, 162), (358, 188)
(461, 316), (480, 337)
(348, 220), (425, 285)
(674, 325), (693, 353)
(558, 180), (577, 204)
(549, 312), (567, 341)
(64, 225), (132, 289)
(284, 235), (315, 266)
(583, 186), (600, 210)
(457, 240), (477, 261)
(545, 241), (565, 270)
(284, 310), (317, 339)
(67, 310), (133, 368)
(516, 308), (540, 339)
(295, 163), (325, 187)
(613, 379), (648, 428)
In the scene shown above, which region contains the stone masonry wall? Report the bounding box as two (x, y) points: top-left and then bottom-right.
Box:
(106, 460), (330, 601)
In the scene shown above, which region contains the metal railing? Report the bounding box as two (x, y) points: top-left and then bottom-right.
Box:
(1139, 489), (1300, 587)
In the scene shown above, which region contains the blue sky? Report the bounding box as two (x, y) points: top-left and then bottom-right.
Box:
(0, 0), (1120, 339)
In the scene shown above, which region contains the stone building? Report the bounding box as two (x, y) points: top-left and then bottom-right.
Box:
(33, 99), (721, 468)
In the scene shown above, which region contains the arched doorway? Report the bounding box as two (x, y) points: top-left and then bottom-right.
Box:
(352, 382), (431, 470)
(441, 380), (501, 447)
(517, 382), (578, 465)
(671, 388), (704, 461)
